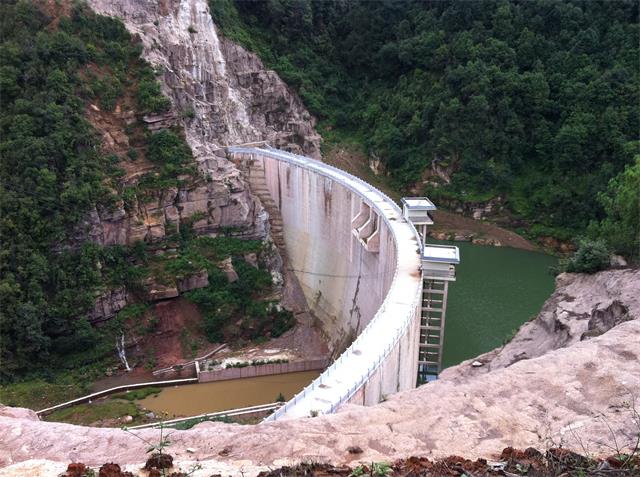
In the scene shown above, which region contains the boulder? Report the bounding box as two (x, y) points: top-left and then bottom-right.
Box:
(219, 257), (238, 283)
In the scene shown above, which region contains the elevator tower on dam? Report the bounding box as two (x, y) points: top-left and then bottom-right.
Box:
(229, 146), (460, 419)
(401, 198), (460, 382)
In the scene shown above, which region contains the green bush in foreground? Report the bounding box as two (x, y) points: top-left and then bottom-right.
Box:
(562, 239), (611, 274)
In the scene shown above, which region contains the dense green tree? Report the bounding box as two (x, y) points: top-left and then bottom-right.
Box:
(213, 0), (639, 247)
(0, 2), (179, 379)
(562, 238), (611, 274)
(590, 157), (640, 261)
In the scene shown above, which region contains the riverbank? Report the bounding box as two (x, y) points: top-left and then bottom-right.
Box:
(39, 369), (323, 427)
(435, 239), (557, 368)
(429, 209), (537, 251)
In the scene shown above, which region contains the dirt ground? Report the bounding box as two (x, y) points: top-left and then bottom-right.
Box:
(430, 209), (537, 251)
(144, 298), (211, 369)
(253, 447), (640, 477)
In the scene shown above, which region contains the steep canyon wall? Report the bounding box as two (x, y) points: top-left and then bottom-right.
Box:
(86, 0), (320, 247)
(83, 0), (321, 320)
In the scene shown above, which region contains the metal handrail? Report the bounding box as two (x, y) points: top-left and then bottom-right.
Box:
(127, 402), (283, 430)
(36, 377), (198, 416)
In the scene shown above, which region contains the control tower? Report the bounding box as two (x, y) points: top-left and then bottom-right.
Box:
(402, 197), (460, 383)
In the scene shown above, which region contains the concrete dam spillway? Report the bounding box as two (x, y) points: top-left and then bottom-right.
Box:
(229, 146), (458, 419)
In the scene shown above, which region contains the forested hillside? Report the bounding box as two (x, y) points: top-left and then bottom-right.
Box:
(0, 1), (291, 384)
(0, 2), (151, 379)
(211, 0), (639, 258)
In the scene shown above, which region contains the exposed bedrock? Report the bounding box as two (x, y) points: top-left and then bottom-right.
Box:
(82, 0), (321, 320)
(87, 0), (320, 160)
(441, 268), (640, 381)
(82, 0), (320, 248)
(1, 320), (638, 472)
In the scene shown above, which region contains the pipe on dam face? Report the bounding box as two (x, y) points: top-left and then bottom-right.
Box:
(229, 146), (423, 420)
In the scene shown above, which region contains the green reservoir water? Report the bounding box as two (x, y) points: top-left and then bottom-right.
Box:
(433, 240), (558, 369)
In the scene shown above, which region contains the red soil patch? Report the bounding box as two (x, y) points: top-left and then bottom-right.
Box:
(42, 0), (72, 29)
(141, 297), (213, 369)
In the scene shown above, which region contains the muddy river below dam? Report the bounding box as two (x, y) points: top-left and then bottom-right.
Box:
(138, 371), (321, 417)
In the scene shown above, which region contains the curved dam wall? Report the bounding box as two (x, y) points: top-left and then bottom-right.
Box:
(229, 147), (423, 419)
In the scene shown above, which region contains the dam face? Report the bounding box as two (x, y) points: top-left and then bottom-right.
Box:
(230, 147), (423, 419)
(264, 155), (397, 353)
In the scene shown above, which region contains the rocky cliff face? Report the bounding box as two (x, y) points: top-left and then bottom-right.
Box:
(441, 268), (640, 381)
(80, 0), (321, 319)
(85, 0), (320, 248)
(87, 0), (320, 156)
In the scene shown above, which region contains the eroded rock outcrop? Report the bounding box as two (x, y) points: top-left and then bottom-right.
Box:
(87, 287), (130, 324)
(441, 268), (640, 380)
(81, 0), (321, 321)
(1, 320), (638, 473)
(1, 270), (638, 474)
(87, 0), (319, 157)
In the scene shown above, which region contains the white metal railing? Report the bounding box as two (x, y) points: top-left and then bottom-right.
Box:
(423, 269), (456, 280)
(36, 377), (198, 416)
(127, 402), (283, 430)
(227, 146), (423, 420)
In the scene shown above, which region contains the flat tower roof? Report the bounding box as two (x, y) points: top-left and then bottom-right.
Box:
(401, 197), (436, 210)
(423, 244), (460, 264)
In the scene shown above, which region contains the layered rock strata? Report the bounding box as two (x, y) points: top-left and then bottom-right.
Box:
(84, 0), (321, 248)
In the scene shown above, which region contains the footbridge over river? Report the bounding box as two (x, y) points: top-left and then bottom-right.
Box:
(228, 146), (458, 420)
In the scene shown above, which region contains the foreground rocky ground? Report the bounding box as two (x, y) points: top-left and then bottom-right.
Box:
(27, 446), (640, 477)
(0, 269), (638, 476)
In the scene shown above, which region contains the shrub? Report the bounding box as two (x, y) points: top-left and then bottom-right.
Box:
(562, 239), (610, 274)
(136, 79), (171, 113)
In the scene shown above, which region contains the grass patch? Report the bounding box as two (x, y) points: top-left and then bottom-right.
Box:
(0, 379), (90, 410)
(111, 386), (162, 401)
(45, 399), (139, 426)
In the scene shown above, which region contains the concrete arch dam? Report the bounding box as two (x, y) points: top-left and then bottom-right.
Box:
(229, 146), (424, 420)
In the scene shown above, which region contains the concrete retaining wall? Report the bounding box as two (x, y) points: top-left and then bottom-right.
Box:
(344, 303), (421, 407)
(228, 147), (423, 420)
(198, 359), (329, 383)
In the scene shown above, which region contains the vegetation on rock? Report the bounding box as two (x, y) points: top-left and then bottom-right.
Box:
(560, 238), (611, 274)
